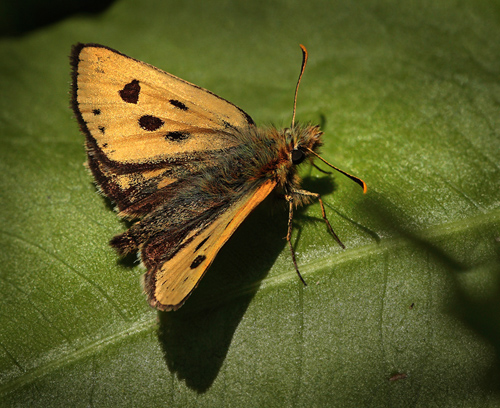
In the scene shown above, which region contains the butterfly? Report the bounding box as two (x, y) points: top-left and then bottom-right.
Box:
(70, 43), (366, 311)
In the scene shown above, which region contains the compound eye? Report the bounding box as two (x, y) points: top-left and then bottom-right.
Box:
(291, 148), (306, 165)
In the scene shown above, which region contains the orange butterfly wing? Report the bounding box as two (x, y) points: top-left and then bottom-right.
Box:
(71, 43), (256, 217)
(72, 44), (277, 311)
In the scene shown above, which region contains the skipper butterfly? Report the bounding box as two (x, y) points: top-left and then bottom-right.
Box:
(70, 43), (366, 311)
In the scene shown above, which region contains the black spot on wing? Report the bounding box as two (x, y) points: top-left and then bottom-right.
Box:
(190, 255), (206, 269)
(93, 109), (101, 115)
(139, 115), (164, 131)
(165, 131), (190, 142)
(194, 236), (210, 253)
(119, 79), (140, 104)
(169, 99), (188, 111)
(98, 126), (105, 134)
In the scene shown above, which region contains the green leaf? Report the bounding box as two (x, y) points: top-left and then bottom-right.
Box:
(1, 0), (499, 406)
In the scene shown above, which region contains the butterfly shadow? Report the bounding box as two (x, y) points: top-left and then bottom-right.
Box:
(156, 195), (289, 393)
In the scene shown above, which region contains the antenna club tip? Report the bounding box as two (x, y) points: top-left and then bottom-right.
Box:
(359, 179), (367, 194)
(299, 44), (308, 58)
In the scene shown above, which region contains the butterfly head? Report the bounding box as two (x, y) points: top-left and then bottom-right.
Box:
(285, 124), (323, 165)
(266, 123), (324, 195)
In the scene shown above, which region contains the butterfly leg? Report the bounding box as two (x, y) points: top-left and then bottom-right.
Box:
(285, 195), (307, 286)
(292, 189), (345, 249)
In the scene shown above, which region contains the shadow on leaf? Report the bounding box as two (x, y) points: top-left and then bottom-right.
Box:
(362, 193), (500, 397)
(156, 198), (288, 392)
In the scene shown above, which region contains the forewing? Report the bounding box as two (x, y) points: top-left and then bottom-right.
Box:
(70, 43), (256, 215)
(143, 179), (276, 311)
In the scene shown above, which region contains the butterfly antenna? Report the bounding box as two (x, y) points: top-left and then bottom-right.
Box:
(291, 44), (308, 128)
(306, 148), (368, 193)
